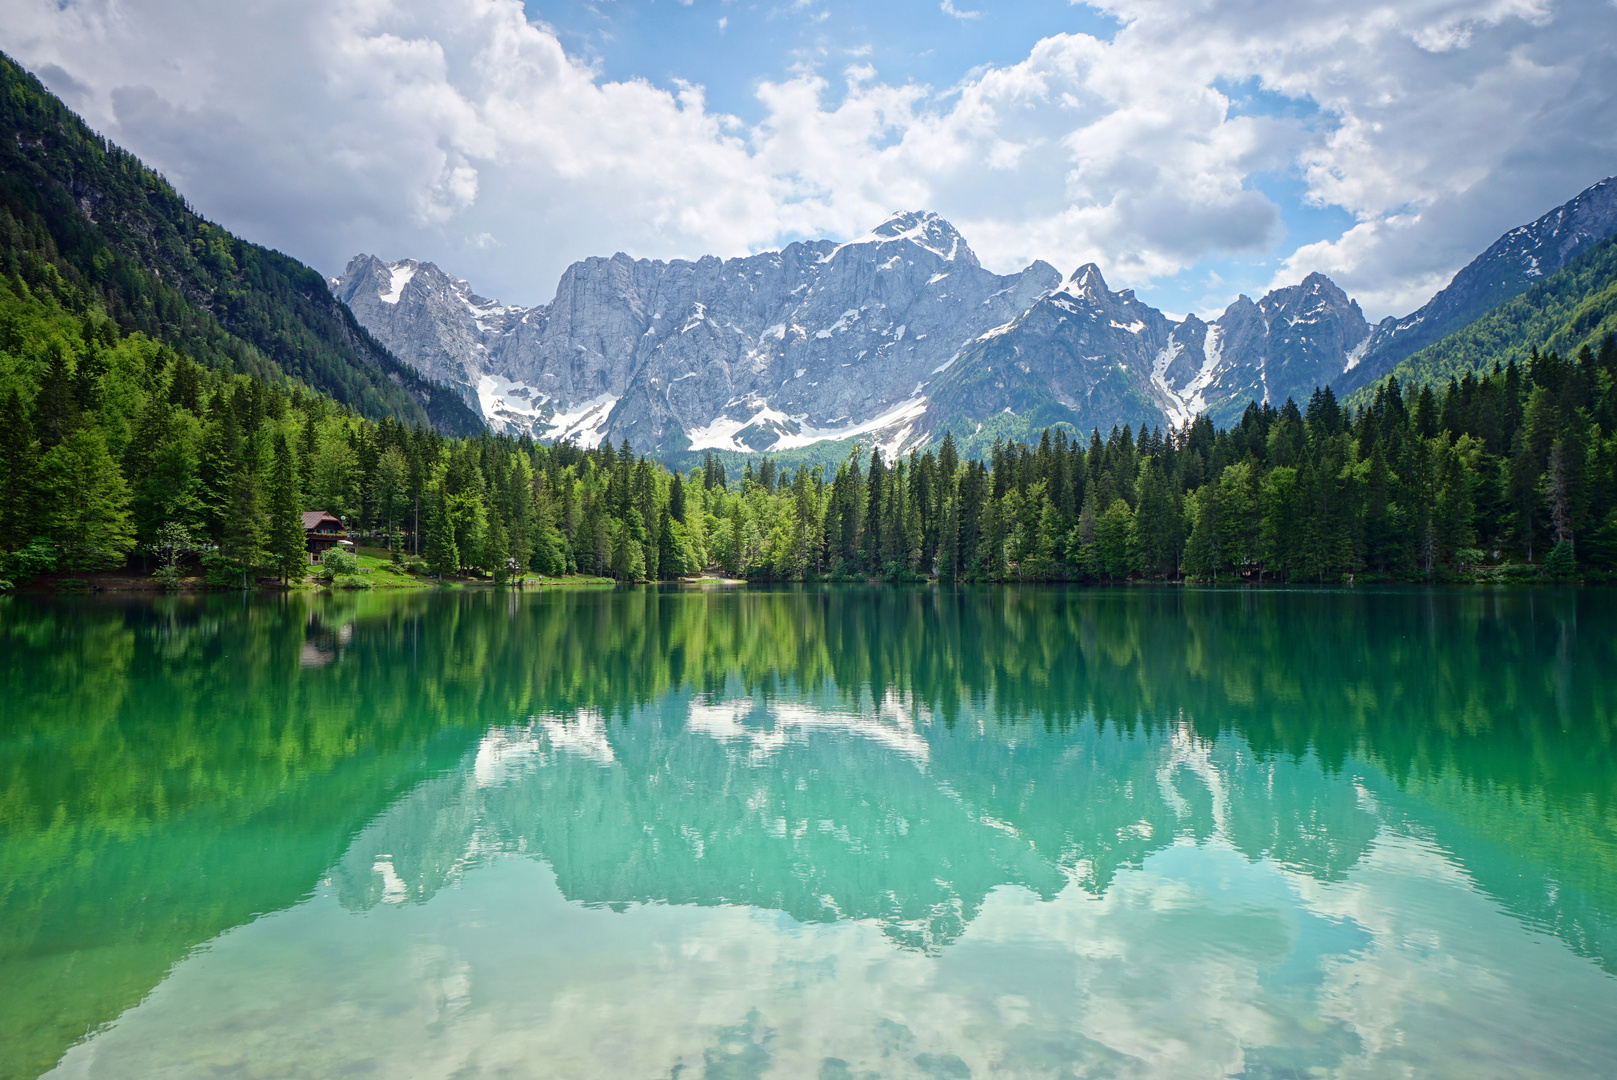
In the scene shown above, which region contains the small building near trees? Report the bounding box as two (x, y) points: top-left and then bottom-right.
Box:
(302, 512), (347, 564)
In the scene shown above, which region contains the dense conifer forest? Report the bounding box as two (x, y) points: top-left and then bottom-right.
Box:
(3, 221), (1614, 589)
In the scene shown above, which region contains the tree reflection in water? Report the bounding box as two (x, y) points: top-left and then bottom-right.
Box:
(1, 586), (1612, 1079)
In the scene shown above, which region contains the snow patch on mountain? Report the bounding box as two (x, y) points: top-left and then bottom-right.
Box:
(686, 396), (930, 456)
(379, 264), (415, 305)
(476, 373), (548, 431)
(547, 393), (620, 449)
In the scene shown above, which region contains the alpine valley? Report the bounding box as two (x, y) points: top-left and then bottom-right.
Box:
(337, 177), (1617, 456)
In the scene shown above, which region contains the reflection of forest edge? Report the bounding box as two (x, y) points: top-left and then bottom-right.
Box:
(1, 586), (1613, 1080)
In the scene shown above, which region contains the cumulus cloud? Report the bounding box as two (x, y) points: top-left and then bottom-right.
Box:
(3, 0), (1614, 317)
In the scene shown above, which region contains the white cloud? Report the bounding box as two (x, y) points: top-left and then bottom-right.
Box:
(4, 0), (1614, 318)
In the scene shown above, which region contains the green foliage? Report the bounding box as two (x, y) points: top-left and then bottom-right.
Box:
(0, 106), (1607, 592)
(1542, 539), (1576, 579)
(1096, 498), (1135, 579)
(320, 548), (359, 576)
(424, 487), (459, 579)
(39, 426), (134, 576)
(267, 438), (308, 584)
(147, 521), (197, 591)
(2, 538), (56, 587)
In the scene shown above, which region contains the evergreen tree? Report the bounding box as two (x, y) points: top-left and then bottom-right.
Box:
(0, 387), (38, 549)
(658, 506), (683, 579)
(40, 426), (134, 577)
(670, 473), (687, 522)
(1096, 498), (1135, 579)
(488, 514), (512, 583)
(1183, 486), (1220, 580)
(1066, 491), (1101, 579)
(267, 436), (307, 585)
(425, 487), (459, 578)
(1132, 460), (1181, 578)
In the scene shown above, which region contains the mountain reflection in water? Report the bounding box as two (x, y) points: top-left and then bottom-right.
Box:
(2, 586), (1614, 1079)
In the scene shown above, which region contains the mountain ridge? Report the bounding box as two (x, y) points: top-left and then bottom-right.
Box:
(339, 182), (1617, 456)
(1338, 175), (1617, 396)
(338, 218), (1380, 452)
(336, 210), (1064, 455)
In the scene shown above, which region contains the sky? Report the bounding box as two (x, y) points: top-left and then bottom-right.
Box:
(3, 0), (1616, 320)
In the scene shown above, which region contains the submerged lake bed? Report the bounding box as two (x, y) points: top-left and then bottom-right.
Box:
(2, 586), (1614, 1079)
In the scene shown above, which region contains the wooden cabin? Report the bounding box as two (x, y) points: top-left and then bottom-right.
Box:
(302, 511), (347, 564)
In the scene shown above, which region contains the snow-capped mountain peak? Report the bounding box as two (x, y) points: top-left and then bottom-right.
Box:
(864, 210), (976, 265)
(1064, 262), (1108, 299)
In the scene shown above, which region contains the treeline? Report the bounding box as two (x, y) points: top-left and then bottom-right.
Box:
(697, 337), (1617, 582)
(3, 243), (1616, 586)
(0, 268), (697, 586)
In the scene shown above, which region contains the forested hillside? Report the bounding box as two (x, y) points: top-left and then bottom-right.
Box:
(0, 52), (480, 436)
(1353, 233), (1617, 406)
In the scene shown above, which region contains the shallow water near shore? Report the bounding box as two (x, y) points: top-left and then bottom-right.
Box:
(2, 585), (1615, 1079)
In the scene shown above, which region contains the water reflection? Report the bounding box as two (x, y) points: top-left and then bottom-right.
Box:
(2, 586), (1615, 1079)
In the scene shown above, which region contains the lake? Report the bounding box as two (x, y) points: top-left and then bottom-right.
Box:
(2, 585), (1614, 1079)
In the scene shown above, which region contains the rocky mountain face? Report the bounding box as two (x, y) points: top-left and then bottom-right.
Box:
(337, 213), (1060, 454)
(1337, 175), (1617, 397)
(334, 258), (523, 419)
(337, 176), (1617, 454)
(927, 265), (1371, 438)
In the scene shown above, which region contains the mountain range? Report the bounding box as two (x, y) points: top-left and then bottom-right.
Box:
(336, 177), (1617, 455)
(7, 39), (1610, 460)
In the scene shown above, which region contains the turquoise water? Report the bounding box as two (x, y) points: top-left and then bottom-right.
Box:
(2, 586), (1615, 1078)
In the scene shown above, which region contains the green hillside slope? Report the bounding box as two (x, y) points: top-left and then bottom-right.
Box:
(1350, 233), (1617, 407)
(0, 53), (480, 436)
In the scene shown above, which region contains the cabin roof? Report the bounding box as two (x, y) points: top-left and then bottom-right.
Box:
(301, 511), (343, 531)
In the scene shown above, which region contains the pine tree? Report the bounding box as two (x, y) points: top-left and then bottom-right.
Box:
(0, 387), (38, 550)
(267, 436), (307, 585)
(488, 514), (512, 584)
(531, 474), (568, 576)
(1132, 460), (1181, 577)
(612, 513), (647, 581)
(1216, 462), (1260, 575)
(1066, 491), (1101, 579)
(425, 487), (459, 579)
(1260, 466), (1302, 581)
(670, 473), (687, 522)
(40, 426), (135, 577)
(1097, 498), (1135, 579)
(658, 506), (683, 579)
(372, 446), (409, 541)
(1182, 486), (1219, 580)
(862, 449), (886, 573)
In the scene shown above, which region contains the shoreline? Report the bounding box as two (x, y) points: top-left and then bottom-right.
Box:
(7, 569), (1606, 594)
